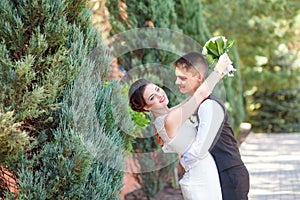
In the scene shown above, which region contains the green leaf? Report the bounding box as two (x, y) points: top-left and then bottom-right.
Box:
(226, 40), (235, 50)
(205, 54), (215, 64)
(205, 41), (219, 57)
(215, 37), (225, 55)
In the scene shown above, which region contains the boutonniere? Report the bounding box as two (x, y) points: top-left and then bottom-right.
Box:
(187, 114), (198, 128)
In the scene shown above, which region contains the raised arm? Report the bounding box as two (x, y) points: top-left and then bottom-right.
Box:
(169, 96), (192, 110)
(164, 53), (232, 139)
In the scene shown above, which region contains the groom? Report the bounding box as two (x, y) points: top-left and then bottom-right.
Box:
(173, 52), (249, 200)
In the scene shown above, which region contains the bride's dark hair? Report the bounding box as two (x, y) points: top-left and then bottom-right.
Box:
(128, 79), (151, 112)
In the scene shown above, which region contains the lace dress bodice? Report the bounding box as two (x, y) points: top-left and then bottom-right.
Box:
(153, 114), (197, 155)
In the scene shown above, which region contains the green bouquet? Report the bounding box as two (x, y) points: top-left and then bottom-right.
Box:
(202, 36), (236, 77)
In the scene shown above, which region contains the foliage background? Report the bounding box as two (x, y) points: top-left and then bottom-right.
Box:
(97, 0), (300, 197)
(1, 0), (300, 199)
(91, 0), (300, 133)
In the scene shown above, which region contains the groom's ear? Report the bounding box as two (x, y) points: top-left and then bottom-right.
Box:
(197, 73), (204, 82)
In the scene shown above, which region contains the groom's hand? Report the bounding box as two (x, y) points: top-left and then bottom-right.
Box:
(179, 160), (186, 174)
(154, 129), (164, 146)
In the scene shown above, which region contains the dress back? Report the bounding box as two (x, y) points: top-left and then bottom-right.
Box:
(153, 114), (197, 155)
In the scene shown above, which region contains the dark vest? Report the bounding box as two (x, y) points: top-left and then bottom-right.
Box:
(199, 94), (244, 172)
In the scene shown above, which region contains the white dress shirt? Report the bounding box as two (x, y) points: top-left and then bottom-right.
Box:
(180, 99), (225, 171)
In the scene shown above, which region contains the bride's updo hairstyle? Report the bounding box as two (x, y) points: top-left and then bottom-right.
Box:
(128, 79), (151, 112)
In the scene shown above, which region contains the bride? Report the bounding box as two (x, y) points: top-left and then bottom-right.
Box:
(128, 53), (232, 199)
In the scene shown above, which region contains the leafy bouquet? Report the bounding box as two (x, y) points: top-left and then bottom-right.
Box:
(202, 36), (236, 77)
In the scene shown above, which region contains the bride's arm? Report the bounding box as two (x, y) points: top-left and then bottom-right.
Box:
(170, 96), (192, 111)
(164, 53), (232, 139)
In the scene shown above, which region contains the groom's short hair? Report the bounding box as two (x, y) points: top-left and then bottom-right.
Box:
(173, 52), (208, 77)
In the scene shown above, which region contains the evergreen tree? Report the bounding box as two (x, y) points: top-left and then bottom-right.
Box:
(106, 0), (181, 197)
(0, 0), (134, 199)
(174, 0), (210, 43)
(106, 0), (181, 70)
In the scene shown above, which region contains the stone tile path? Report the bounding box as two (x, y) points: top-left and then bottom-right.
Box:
(240, 133), (300, 200)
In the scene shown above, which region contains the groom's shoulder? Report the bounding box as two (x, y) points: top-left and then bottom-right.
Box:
(197, 95), (225, 112)
(207, 94), (224, 104)
(205, 94), (226, 111)
(200, 95), (223, 109)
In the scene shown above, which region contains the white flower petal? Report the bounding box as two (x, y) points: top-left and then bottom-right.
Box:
(225, 64), (237, 77)
(202, 47), (207, 56)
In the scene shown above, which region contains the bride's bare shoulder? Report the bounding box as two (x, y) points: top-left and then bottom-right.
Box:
(164, 112), (179, 139)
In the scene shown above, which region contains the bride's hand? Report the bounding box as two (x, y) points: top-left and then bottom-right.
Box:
(214, 53), (232, 77)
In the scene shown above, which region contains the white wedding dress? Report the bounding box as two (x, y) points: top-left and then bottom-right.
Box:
(153, 114), (222, 200)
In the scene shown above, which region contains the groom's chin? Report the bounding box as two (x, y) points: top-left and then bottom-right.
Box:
(179, 88), (188, 94)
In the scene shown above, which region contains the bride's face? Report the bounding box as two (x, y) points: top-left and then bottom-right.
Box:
(142, 83), (169, 111)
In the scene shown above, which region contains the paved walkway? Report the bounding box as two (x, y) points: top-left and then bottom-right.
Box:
(240, 133), (300, 200)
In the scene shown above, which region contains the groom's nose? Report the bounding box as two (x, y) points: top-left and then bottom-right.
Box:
(175, 77), (180, 85)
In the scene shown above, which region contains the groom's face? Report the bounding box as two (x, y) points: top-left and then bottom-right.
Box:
(175, 67), (202, 96)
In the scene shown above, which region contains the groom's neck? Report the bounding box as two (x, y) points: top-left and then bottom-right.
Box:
(189, 82), (203, 96)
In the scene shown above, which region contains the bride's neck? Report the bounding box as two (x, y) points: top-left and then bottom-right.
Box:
(152, 107), (169, 119)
